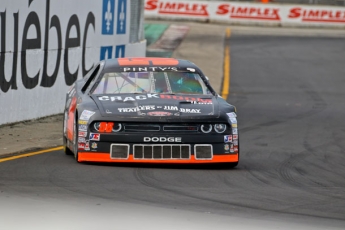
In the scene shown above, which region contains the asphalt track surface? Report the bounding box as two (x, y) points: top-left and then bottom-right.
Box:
(1, 31), (345, 229)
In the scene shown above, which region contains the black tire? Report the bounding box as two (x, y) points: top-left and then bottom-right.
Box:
(227, 162), (238, 169)
(63, 113), (73, 155)
(73, 115), (80, 162)
(63, 136), (73, 155)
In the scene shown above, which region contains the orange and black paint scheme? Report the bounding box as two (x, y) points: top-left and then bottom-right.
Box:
(63, 58), (239, 167)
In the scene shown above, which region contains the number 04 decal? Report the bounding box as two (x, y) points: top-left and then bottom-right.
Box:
(118, 58), (179, 66)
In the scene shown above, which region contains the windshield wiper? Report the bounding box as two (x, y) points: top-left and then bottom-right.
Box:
(159, 92), (176, 95)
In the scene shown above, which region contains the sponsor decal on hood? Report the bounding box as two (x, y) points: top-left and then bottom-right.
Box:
(92, 93), (218, 118)
(147, 111), (173, 116)
(97, 93), (212, 103)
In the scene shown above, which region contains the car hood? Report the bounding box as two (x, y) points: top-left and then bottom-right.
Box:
(91, 93), (219, 119)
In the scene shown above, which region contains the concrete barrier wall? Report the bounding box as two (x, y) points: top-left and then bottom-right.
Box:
(144, 0), (345, 28)
(0, 0), (146, 125)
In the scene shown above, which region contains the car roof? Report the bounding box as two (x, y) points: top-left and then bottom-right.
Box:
(102, 57), (201, 71)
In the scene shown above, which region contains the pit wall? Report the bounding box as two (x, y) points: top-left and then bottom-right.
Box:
(0, 0), (146, 125)
(144, 0), (345, 28)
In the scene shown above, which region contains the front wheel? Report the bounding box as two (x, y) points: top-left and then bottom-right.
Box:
(73, 117), (80, 162)
(63, 112), (73, 155)
(227, 161), (238, 169)
(63, 136), (73, 155)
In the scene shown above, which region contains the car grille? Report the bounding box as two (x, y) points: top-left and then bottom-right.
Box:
(123, 123), (198, 132)
(133, 144), (191, 160)
(194, 144), (213, 159)
(124, 124), (160, 131)
(110, 144), (129, 159)
(163, 125), (198, 132)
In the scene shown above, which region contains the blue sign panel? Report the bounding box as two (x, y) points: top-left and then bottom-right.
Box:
(102, 0), (115, 35)
(116, 0), (127, 34)
(100, 46), (113, 60)
(115, 45), (125, 58)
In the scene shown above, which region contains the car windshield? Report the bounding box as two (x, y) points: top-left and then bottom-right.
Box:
(91, 71), (211, 95)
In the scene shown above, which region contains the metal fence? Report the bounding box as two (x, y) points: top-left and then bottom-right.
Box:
(230, 0), (345, 6)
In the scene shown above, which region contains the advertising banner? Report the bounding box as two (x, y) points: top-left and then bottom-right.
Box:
(0, 0), (145, 125)
(144, 0), (345, 27)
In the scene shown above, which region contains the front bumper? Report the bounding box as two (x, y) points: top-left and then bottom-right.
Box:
(77, 132), (239, 163)
(78, 152), (239, 164)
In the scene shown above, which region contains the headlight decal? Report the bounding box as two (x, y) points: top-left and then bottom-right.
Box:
(93, 122), (122, 133)
(214, 124), (227, 133)
(112, 123), (122, 132)
(201, 124), (212, 133)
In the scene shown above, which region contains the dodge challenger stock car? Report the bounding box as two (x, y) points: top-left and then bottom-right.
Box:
(63, 57), (239, 167)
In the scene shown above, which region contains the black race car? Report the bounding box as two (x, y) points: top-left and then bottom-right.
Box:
(63, 57), (239, 167)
